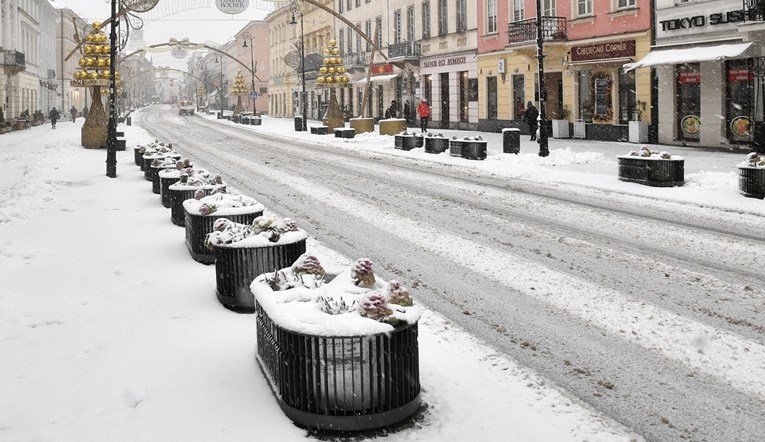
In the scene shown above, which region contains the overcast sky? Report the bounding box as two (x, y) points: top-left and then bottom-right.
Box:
(53, 0), (273, 68)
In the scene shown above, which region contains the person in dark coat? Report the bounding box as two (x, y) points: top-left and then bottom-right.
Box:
(523, 101), (539, 141)
(70, 106), (78, 122)
(49, 107), (60, 129)
(384, 100), (398, 119)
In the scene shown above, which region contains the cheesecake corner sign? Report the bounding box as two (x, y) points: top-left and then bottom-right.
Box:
(215, 0), (250, 15)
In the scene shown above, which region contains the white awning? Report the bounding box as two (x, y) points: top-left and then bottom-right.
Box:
(624, 42), (753, 72)
(354, 73), (400, 84)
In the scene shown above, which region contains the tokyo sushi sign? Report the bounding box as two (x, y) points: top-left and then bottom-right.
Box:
(215, 0), (249, 14)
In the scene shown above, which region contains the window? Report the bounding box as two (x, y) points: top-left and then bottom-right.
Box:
(356, 0), (361, 6)
(542, 0), (556, 16)
(487, 76), (498, 119)
(513, 0), (524, 21)
(676, 63), (701, 142)
(365, 20), (372, 50)
(407, 6), (415, 42)
(394, 10), (402, 44)
(422, 2), (431, 39)
(577, 0), (592, 16)
(487, 0), (497, 34)
(456, 0), (467, 32)
(339, 0), (344, 13)
(578, 70), (593, 121)
(376, 16), (383, 48)
(618, 69), (636, 124)
(438, 0), (448, 36)
(347, 0), (352, 10)
(348, 26), (353, 53)
(617, 0), (635, 8)
(339, 29), (345, 53)
(355, 24), (361, 53)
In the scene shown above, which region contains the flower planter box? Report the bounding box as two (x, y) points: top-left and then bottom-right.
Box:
(617, 156), (685, 187)
(424, 136), (449, 154)
(334, 128), (355, 139)
(256, 306), (420, 431)
(250, 117), (262, 126)
(159, 169), (181, 208)
(738, 166), (765, 198)
(150, 165), (177, 194)
(183, 196), (265, 264)
(379, 119), (406, 136)
(168, 184), (215, 226)
(502, 128), (521, 154)
(449, 138), (486, 160)
(133, 146), (143, 167)
(394, 134), (417, 151)
(212, 237), (306, 312)
(251, 257), (422, 431)
(414, 134), (424, 148)
(310, 126), (328, 135)
(143, 153), (180, 182)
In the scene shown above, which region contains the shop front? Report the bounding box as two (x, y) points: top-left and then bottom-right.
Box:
(627, 2), (763, 148)
(419, 52), (478, 130)
(567, 35), (651, 141)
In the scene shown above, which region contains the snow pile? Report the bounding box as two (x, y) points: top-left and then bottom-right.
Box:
(738, 151), (765, 168)
(204, 213), (308, 248)
(623, 145), (683, 160)
(183, 192), (265, 216)
(167, 168), (224, 191)
(252, 255), (424, 336)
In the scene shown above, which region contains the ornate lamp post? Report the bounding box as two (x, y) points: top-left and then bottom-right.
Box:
(290, 4), (307, 131)
(535, 0), (549, 157)
(242, 32), (257, 114)
(215, 55), (225, 111)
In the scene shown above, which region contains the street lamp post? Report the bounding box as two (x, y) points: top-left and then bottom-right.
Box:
(291, 5), (307, 131)
(106, 0), (118, 177)
(242, 32), (257, 114)
(535, 0), (549, 157)
(216, 55), (225, 111)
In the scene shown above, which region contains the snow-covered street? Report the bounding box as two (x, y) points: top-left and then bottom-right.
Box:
(1, 106), (764, 441)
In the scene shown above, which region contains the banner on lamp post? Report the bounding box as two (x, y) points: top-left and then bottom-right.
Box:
(215, 0), (250, 14)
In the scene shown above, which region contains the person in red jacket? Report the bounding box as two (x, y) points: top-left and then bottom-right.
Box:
(417, 98), (430, 133)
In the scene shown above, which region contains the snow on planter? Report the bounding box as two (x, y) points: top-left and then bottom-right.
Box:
(738, 152), (765, 199)
(149, 157), (192, 194)
(251, 255), (423, 430)
(141, 142), (181, 178)
(205, 214), (308, 312)
(617, 145), (685, 187)
(183, 193), (265, 264)
(167, 169), (225, 226)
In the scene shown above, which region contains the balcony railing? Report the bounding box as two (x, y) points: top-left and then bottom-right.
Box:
(743, 0), (765, 21)
(2, 50), (26, 69)
(508, 17), (567, 44)
(388, 41), (421, 59)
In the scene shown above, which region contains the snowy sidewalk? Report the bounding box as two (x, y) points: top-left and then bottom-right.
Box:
(0, 120), (642, 440)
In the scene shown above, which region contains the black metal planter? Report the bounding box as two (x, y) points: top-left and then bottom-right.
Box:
(424, 137), (449, 154)
(184, 210), (263, 264)
(449, 139), (465, 157)
(159, 172), (181, 208)
(414, 134), (424, 148)
(256, 305), (421, 431)
(462, 141), (487, 160)
(738, 167), (765, 198)
(617, 156), (685, 187)
(143, 154), (179, 182)
(134, 147), (143, 167)
(394, 135), (417, 151)
(170, 187), (211, 226)
(150, 165), (176, 194)
(213, 239), (306, 312)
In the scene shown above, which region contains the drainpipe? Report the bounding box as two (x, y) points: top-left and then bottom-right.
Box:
(60, 10), (65, 111)
(649, 0), (658, 144)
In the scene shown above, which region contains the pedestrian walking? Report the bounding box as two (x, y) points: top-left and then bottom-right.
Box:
(523, 101), (539, 141)
(82, 105), (88, 119)
(70, 106), (78, 123)
(49, 107), (60, 129)
(417, 98), (430, 133)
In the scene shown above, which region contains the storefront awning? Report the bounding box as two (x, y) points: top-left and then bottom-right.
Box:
(623, 42), (753, 72)
(354, 73), (400, 84)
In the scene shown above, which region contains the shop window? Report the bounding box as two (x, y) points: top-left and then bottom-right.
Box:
(513, 74), (525, 120)
(487, 76), (498, 120)
(618, 69), (636, 124)
(578, 70), (593, 122)
(676, 63), (701, 142)
(727, 59), (754, 144)
(460, 71), (469, 122)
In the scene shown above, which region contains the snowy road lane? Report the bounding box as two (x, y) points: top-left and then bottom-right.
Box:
(138, 107), (765, 442)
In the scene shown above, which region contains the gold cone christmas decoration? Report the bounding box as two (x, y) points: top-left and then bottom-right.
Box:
(229, 70), (248, 96)
(72, 22), (113, 87)
(315, 40), (350, 88)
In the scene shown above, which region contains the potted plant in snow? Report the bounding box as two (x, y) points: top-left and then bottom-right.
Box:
(738, 152), (765, 198)
(251, 255), (422, 431)
(450, 136), (487, 160)
(424, 132), (449, 154)
(629, 100), (649, 144)
(149, 157), (191, 194)
(394, 129), (417, 151)
(183, 191), (265, 264)
(551, 105), (570, 139)
(205, 214), (308, 312)
(167, 169), (225, 226)
(618, 145), (684, 187)
(158, 158), (192, 208)
(143, 143), (181, 181)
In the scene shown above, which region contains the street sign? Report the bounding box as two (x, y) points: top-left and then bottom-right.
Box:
(250, 91), (258, 99)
